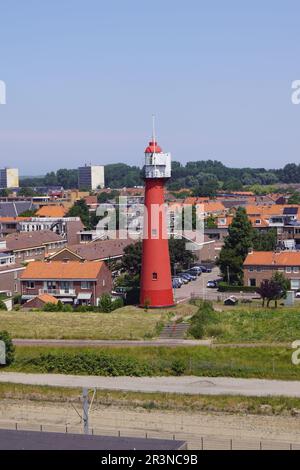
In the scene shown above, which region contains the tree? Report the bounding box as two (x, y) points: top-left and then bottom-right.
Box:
(168, 238), (196, 273)
(288, 192), (300, 205)
(257, 279), (283, 308)
(205, 215), (217, 229)
(121, 242), (143, 275)
(19, 187), (36, 197)
(217, 207), (253, 284)
(252, 229), (277, 251)
(67, 199), (90, 228)
(121, 239), (195, 278)
(19, 209), (38, 217)
(98, 293), (113, 312)
(0, 331), (15, 366)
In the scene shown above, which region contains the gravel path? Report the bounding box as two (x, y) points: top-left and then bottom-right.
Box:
(1, 372), (300, 398)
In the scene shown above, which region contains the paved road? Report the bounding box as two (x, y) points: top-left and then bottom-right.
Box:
(13, 339), (211, 348)
(1, 373), (300, 398)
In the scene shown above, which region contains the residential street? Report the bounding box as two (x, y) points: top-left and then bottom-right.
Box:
(1, 373), (300, 398)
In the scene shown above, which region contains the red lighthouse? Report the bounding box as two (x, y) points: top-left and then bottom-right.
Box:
(140, 121), (174, 308)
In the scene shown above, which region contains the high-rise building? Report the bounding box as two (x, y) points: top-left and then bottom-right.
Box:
(140, 123), (174, 308)
(78, 165), (105, 190)
(0, 168), (19, 189)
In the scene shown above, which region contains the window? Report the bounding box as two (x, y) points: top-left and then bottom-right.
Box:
(291, 279), (300, 290)
(26, 281), (35, 289)
(293, 267), (299, 273)
(255, 219), (261, 225)
(249, 279), (256, 287)
(248, 267), (254, 272)
(81, 281), (91, 289)
(286, 267), (292, 273)
(152, 272), (158, 280)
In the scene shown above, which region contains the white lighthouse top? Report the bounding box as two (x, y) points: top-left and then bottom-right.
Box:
(144, 119), (171, 179)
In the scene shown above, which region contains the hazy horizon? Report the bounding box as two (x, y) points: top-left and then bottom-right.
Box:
(1, 1), (300, 175)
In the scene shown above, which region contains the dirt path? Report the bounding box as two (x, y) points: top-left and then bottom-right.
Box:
(1, 399), (300, 450)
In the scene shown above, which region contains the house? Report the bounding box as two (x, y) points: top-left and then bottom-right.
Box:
(243, 251), (300, 290)
(4, 231), (67, 262)
(48, 238), (135, 262)
(0, 217), (30, 237)
(20, 260), (112, 306)
(36, 205), (68, 218)
(19, 217), (84, 245)
(22, 293), (59, 310)
(0, 258), (25, 296)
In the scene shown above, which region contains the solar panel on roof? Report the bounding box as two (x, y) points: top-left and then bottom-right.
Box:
(283, 207), (298, 215)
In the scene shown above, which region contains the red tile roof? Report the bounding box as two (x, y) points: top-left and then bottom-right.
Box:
(21, 260), (104, 280)
(244, 251), (300, 267)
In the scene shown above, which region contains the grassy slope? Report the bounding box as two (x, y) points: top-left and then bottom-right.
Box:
(1, 382), (300, 416)
(190, 302), (300, 344)
(7, 345), (300, 380)
(0, 304), (197, 340)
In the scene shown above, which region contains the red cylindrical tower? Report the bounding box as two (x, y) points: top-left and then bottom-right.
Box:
(140, 134), (174, 308)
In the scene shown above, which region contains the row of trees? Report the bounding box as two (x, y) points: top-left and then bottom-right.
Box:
(18, 161), (300, 193)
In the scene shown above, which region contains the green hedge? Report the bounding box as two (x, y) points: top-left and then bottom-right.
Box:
(14, 351), (184, 377)
(218, 282), (257, 293)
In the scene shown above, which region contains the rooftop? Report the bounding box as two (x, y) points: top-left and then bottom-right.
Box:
(21, 260), (104, 280)
(244, 251), (300, 266)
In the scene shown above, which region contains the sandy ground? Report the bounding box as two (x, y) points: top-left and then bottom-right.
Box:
(1, 399), (300, 450)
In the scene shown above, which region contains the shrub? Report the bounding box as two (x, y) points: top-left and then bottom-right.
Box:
(218, 282), (257, 293)
(43, 303), (59, 312)
(188, 301), (220, 339)
(0, 300), (7, 311)
(17, 351), (155, 377)
(111, 297), (124, 310)
(171, 359), (186, 376)
(0, 331), (15, 366)
(62, 304), (73, 312)
(99, 294), (113, 313)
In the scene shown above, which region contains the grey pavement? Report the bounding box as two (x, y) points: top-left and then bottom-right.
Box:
(1, 372), (300, 398)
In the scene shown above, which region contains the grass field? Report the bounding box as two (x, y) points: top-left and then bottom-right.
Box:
(6, 344), (300, 380)
(1, 382), (300, 416)
(190, 301), (300, 344)
(0, 304), (197, 340)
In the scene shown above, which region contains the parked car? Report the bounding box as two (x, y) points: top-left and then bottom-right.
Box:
(190, 266), (202, 276)
(172, 278), (181, 289)
(177, 273), (190, 283)
(185, 270), (197, 281)
(207, 280), (218, 288)
(193, 264), (212, 273)
(295, 291), (300, 298)
(172, 276), (184, 286)
(200, 266), (212, 273)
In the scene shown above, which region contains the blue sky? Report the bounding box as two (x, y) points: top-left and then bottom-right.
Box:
(0, 0), (300, 175)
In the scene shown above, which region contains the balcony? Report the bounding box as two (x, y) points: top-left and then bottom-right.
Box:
(39, 288), (76, 297)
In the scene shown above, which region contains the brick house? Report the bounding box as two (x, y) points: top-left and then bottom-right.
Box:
(20, 260), (112, 306)
(5, 231), (66, 262)
(243, 251), (300, 290)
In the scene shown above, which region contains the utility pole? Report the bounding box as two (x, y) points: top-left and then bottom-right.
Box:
(82, 388), (89, 435)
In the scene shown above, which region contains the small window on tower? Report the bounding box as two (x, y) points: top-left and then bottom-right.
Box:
(152, 272), (158, 280)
